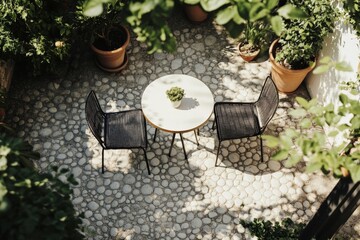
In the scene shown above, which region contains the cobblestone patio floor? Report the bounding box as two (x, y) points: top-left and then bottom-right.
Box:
(6, 14), (359, 240)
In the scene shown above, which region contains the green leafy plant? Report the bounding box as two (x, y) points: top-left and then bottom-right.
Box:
(127, 0), (176, 54)
(166, 86), (185, 102)
(241, 218), (305, 240)
(264, 94), (360, 182)
(81, 0), (177, 53)
(343, 0), (360, 37)
(78, 0), (128, 51)
(215, 0), (276, 54)
(274, 0), (336, 69)
(82, 0), (307, 53)
(0, 0), (76, 76)
(0, 131), (84, 239)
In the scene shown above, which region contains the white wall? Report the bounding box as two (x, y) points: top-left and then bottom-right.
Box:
(306, 16), (359, 107)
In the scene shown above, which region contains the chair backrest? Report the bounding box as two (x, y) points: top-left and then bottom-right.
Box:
(85, 91), (105, 145)
(255, 76), (279, 131)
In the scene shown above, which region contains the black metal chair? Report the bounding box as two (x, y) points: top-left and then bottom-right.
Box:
(213, 76), (279, 166)
(85, 90), (150, 175)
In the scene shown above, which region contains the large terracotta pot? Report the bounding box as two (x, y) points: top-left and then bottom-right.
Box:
(91, 25), (130, 72)
(184, 4), (208, 23)
(269, 39), (316, 93)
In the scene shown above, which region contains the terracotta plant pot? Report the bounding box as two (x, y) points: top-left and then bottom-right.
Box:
(237, 42), (260, 62)
(184, 4), (208, 23)
(91, 25), (130, 72)
(269, 39), (316, 93)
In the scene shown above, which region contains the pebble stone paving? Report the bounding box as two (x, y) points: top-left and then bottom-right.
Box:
(6, 13), (360, 240)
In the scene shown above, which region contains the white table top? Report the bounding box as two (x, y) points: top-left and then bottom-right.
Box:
(141, 74), (214, 133)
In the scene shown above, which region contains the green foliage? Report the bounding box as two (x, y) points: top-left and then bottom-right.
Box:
(0, 132), (84, 240)
(264, 94), (360, 182)
(241, 218), (305, 240)
(127, 0), (176, 54)
(80, 0), (176, 53)
(83, 0), (307, 53)
(166, 86), (185, 101)
(215, 0), (276, 48)
(275, 0), (336, 69)
(339, 73), (360, 96)
(343, 0), (360, 37)
(78, 0), (129, 50)
(0, 0), (77, 76)
(313, 56), (353, 74)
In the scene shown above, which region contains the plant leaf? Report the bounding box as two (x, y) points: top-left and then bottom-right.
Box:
(263, 135), (280, 148)
(277, 4), (308, 19)
(289, 108), (307, 118)
(184, 0), (200, 4)
(270, 16), (283, 36)
(296, 97), (309, 109)
(266, 0), (279, 10)
(306, 160), (323, 173)
(215, 6), (236, 25)
(313, 65), (330, 74)
(319, 56), (332, 64)
(200, 0), (230, 12)
(272, 149), (289, 160)
(83, 2), (103, 17)
(334, 61), (353, 72)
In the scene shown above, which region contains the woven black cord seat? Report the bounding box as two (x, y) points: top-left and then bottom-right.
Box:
(85, 90), (150, 175)
(213, 76), (279, 166)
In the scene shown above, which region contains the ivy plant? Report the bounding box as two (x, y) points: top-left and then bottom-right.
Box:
(264, 93), (360, 182)
(0, 132), (84, 239)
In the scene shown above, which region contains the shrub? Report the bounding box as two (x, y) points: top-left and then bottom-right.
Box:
(0, 0), (77, 76)
(0, 131), (84, 239)
(241, 218), (305, 240)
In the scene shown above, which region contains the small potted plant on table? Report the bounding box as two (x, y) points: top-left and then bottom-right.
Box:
(166, 86), (185, 108)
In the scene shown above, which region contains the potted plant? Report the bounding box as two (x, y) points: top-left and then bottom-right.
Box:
(78, 0), (130, 72)
(269, 0), (336, 92)
(210, 0), (278, 62)
(166, 86), (185, 108)
(233, 0), (275, 62)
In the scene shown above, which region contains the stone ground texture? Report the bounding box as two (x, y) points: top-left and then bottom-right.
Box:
(6, 14), (360, 240)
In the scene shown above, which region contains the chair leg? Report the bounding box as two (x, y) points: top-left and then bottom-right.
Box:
(212, 119), (216, 130)
(215, 140), (222, 166)
(260, 135), (264, 162)
(142, 148), (151, 175)
(102, 148), (105, 174)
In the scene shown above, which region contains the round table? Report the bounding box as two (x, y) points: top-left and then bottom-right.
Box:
(141, 74), (214, 159)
